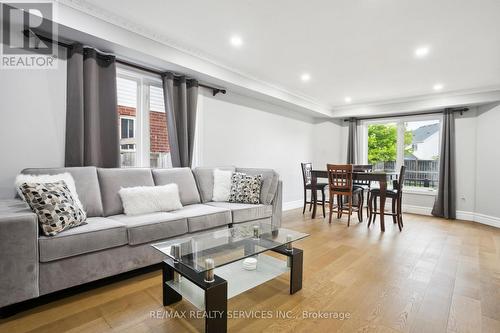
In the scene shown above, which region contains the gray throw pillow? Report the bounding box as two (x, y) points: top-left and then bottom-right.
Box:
(19, 181), (87, 236)
(229, 172), (263, 204)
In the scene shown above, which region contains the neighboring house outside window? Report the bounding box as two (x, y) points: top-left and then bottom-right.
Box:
(116, 70), (172, 168)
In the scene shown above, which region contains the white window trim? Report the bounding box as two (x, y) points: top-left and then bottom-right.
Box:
(119, 115), (136, 139)
(360, 113), (443, 193)
(117, 65), (164, 167)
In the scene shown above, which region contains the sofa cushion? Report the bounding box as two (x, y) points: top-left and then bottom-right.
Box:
(20, 181), (87, 236)
(22, 167), (103, 217)
(97, 168), (155, 217)
(152, 168), (201, 205)
(168, 204), (231, 232)
(206, 202), (273, 224)
(192, 166), (236, 203)
(109, 213), (188, 245)
(235, 168), (279, 205)
(229, 172), (263, 204)
(38, 217), (127, 262)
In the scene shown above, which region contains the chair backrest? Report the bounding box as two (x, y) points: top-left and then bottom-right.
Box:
(396, 165), (406, 192)
(353, 164), (373, 186)
(327, 164), (354, 193)
(301, 163), (313, 187)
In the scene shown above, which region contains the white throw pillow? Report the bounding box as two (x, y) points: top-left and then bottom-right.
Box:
(119, 184), (183, 216)
(15, 172), (85, 212)
(212, 169), (233, 202)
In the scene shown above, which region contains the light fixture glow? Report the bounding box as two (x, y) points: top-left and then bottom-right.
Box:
(230, 35), (243, 47)
(344, 96), (352, 103)
(300, 73), (311, 82)
(433, 83), (444, 91)
(414, 46), (430, 58)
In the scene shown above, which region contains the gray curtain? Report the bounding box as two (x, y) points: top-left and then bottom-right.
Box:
(432, 109), (456, 219)
(347, 118), (358, 164)
(162, 72), (199, 167)
(65, 44), (119, 168)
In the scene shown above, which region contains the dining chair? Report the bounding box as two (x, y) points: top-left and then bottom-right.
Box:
(326, 164), (363, 226)
(368, 165), (406, 231)
(353, 164), (373, 220)
(301, 163), (328, 217)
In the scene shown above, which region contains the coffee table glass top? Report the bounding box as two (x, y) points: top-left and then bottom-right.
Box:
(152, 221), (308, 273)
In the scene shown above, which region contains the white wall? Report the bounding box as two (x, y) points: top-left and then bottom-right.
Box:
(196, 89), (343, 206)
(455, 109), (478, 214)
(475, 103), (500, 219)
(0, 46), (67, 199)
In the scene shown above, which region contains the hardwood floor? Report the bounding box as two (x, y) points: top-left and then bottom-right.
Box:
(1, 210), (499, 333)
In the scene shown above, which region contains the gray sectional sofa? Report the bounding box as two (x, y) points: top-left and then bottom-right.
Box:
(0, 166), (282, 309)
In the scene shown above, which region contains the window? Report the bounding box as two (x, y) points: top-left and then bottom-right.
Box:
(116, 67), (172, 168)
(362, 116), (441, 190)
(120, 117), (135, 139)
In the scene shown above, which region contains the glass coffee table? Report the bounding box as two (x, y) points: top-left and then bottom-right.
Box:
(152, 221), (308, 333)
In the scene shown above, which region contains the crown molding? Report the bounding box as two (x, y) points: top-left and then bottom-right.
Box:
(330, 86), (500, 118)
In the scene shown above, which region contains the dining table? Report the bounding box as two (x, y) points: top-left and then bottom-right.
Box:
(310, 170), (398, 232)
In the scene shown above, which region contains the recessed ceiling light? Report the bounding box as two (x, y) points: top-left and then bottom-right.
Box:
(433, 83), (443, 91)
(300, 73), (311, 82)
(414, 46), (430, 58)
(344, 96), (352, 103)
(230, 35), (243, 47)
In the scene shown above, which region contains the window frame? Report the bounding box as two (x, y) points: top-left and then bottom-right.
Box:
(120, 116), (136, 140)
(359, 113), (442, 192)
(117, 65), (165, 168)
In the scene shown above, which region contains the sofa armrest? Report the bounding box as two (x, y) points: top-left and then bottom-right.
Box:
(0, 200), (39, 308)
(271, 180), (282, 228)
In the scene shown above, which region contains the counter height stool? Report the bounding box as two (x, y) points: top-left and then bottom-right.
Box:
(368, 165), (406, 231)
(301, 162), (328, 218)
(327, 164), (363, 226)
(353, 164), (373, 220)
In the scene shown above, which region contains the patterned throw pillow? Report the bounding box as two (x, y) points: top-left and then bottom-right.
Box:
(20, 181), (87, 236)
(229, 172), (263, 204)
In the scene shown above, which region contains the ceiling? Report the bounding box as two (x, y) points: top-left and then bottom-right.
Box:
(68, 0), (500, 109)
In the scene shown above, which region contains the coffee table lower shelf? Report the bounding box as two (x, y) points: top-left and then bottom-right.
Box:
(165, 254), (289, 310)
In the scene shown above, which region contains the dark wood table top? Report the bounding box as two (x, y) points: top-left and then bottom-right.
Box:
(310, 170), (398, 181)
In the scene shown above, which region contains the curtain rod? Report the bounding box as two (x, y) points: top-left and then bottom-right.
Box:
(25, 29), (227, 96)
(343, 107), (469, 122)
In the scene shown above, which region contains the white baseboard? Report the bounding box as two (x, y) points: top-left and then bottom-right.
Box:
(470, 212), (500, 228)
(403, 204), (433, 216)
(283, 200), (303, 211)
(402, 205), (500, 229)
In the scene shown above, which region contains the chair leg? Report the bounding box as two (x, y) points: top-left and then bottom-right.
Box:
(392, 198), (397, 224)
(328, 195), (333, 224)
(308, 190), (313, 212)
(397, 196), (403, 230)
(373, 196), (378, 224)
(366, 190), (371, 220)
(302, 189), (307, 214)
(337, 195), (342, 219)
(321, 188), (326, 218)
(358, 191), (364, 222)
(347, 196), (352, 227)
(367, 194), (373, 227)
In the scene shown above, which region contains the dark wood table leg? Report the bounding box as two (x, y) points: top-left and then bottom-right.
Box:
(205, 280), (228, 333)
(272, 246), (303, 294)
(379, 178), (387, 232)
(162, 263), (182, 306)
(311, 173), (318, 219)
(290, 248), (303, 294)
